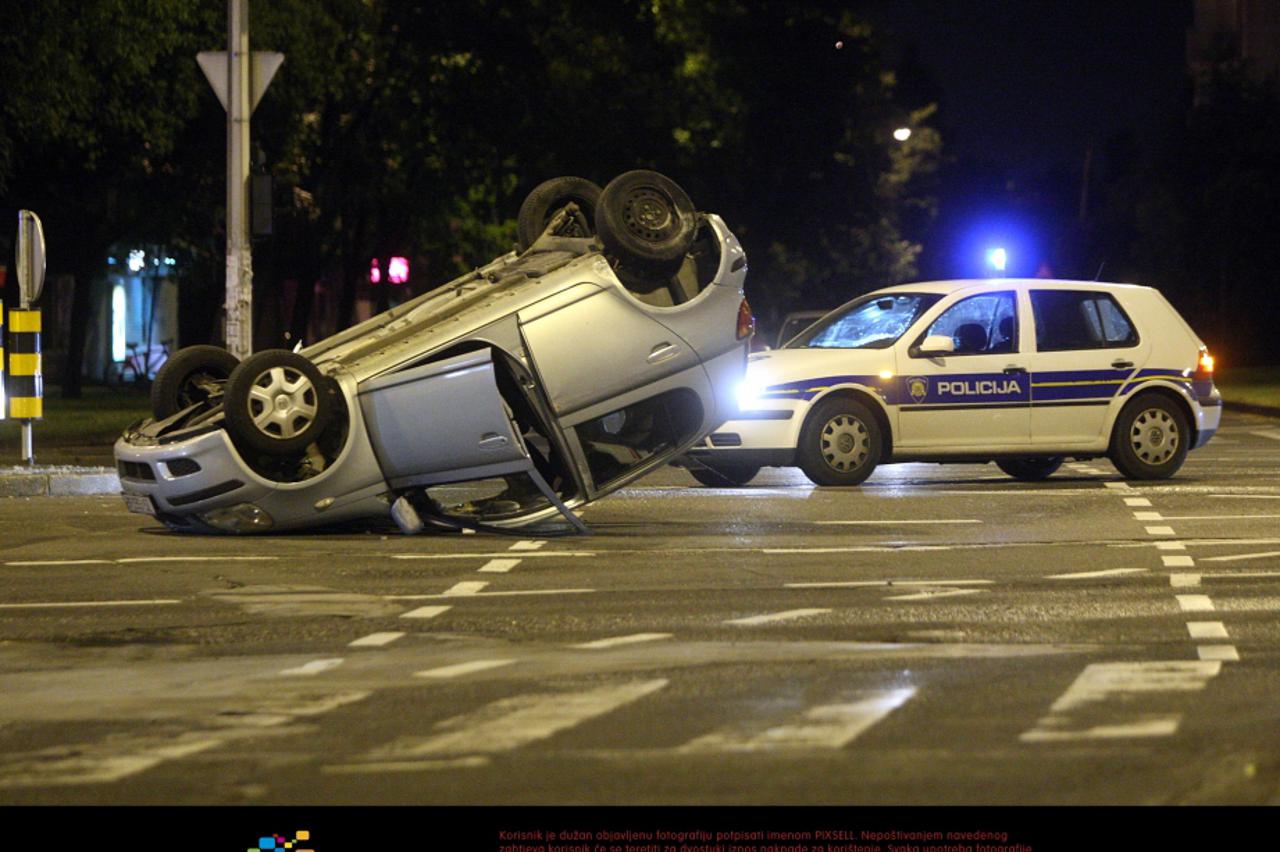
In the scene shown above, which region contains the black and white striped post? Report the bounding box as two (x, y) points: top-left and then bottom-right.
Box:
(11, 211), (46, 465)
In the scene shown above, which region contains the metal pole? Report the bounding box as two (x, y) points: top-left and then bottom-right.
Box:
(225, 0), (253, 359)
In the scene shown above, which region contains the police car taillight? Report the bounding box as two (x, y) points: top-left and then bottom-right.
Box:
(736, 299), (756, 340)
(1195, 348), (1214, 378)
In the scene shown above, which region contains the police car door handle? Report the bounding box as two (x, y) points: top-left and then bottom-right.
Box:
(1111, 359), (1135, 369)
(1003, 366), (1027, 375)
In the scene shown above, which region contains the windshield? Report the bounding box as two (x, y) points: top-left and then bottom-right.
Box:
(789, 293), (942, 349)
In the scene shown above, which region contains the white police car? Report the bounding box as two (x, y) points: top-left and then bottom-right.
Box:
(683, 279), (1221, 486)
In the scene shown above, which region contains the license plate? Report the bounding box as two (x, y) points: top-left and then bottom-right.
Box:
(122, 492), (156, 516)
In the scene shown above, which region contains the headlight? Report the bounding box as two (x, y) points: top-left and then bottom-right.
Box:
(735, 375), (769, 411)
(199, 503), (274, 532)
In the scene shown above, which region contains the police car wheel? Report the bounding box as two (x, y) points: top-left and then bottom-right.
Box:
(689, 463), (761, 487)
(1109, 393), (1190, 480)
(797, 397), (882, 486)
(995, 457), (1063, 481)
(223, 350), (337, 456)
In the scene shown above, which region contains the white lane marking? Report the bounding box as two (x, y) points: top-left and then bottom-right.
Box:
(400, 605), (451, 620)
(509, 540), (546, 551)
(571, 633), (673, 649)
(1199, 571), (1280, 580)
(1176, 595), (1215, 612)
(1156, 542), (1188, 551)
(725, 608), (831, 626)
(1170, 574), (1201, 588)
(1146, 526), (1176, 536)
(813, 519), (982, 525)
(1124, 498), (1152, 508)
(1249, 429), (1280, 441)
(886, 588), (985, 601)
(1202, 551), (1280, 563)
(1162, 555), (1196, 568)
(349, 632), (406, 648)
(477, 558), (521, 574)
(1047, 660), (1221, 713)
(389, 588), (594, 600)
(323, 757), (491, 774)
(0, 599), (181, 610)
(1209, 494), (1280, 500)
(115, 556), (278, 564)
(1105, 482), (1134, 491)
(0, 736), (225, 787)
(391, 551), (594, 560)
(785, 579), (992, 589)
(374, 679), (668, 757)
(1021, 717), (1181, 742)
(4, 560), (114, 567)
(1197, 645), (1240, 662)
(280, 658), (345, 677)
(1187, 622), (1228, 639)
(766, 546), (957, 554)
(414, 659), (515, 679)
(1046, 568), (1148, 580)
(1160, 514), (1280, 522)
(1133, 511), (1164, 522)
(678, 688), (916, 753)
(442, 581), (488, 597)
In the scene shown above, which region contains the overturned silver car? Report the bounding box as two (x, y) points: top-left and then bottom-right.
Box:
(115, 171), (751, 533)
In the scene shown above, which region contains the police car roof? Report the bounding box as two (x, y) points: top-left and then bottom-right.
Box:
(873, 278), (1151, 296)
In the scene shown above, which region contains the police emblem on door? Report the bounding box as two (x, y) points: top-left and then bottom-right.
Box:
(907, 376), (929, 403)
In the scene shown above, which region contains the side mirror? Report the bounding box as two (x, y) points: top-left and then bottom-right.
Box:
(912, 334), (955, 358)
(16, 210), (46, 306)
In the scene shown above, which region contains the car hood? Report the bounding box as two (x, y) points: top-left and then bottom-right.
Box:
(745, 347), (896, 393)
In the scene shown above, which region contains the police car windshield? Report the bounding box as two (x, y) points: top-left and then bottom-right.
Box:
(789, 293), (942, 349)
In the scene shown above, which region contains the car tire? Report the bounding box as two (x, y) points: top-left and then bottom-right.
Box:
(595, 170), (697, 272)
(1108, 393), (1190, 480)
(689, 462), (761, 487)
(223, 350), (337, 456)
(516, 176), (602, 251)
(995, 456), (1064, 481)
(150, 345), (240, 420)
(797, 397), (882, 486)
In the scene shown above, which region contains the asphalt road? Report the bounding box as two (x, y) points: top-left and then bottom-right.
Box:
(1, 411), (1278, 812)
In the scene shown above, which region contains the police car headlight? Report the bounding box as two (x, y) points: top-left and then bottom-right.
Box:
(735, 375), (769, 411)
(199, 503), (274, 532)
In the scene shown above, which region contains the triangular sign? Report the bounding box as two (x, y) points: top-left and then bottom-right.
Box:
(198, 51), (284, 114)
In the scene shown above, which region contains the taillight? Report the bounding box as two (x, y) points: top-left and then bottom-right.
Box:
(736, 299), (756, 340)
(1195, 347), (1214, 379)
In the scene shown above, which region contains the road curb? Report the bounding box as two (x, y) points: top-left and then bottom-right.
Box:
(0, 467), (119, 498)
(1223, 401), (1280, 418)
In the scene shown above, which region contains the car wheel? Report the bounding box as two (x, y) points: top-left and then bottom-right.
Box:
(150, 345), (240, 419)
(689, 462), (761, 487)
(797, 397), (882, 486)
(516, 176), (602, 251)
(1109, 393), (1190, 480)
(595, 170), (697, 273)
(995, 456), (1064, 481)
(223, 350), (337, 456)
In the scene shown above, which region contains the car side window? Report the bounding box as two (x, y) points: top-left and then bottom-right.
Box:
(1031, 290), (1138, 351)
(920, 291), (1017, 355)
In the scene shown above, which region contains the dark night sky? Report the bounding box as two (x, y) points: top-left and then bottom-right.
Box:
(873, 0), (1194, 177)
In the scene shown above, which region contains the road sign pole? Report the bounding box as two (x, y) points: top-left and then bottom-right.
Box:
(225, 0), (253, 360)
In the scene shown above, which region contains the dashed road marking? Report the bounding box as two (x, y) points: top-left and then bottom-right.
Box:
(1160, 514), (1280, 522)
(1186, 622), (1228, 639)
(391, 552), (595, 560)
(1162, 555), (1196, 568)
(1197, 646), (1240, 662)
(1156, 542), (1188, 551)
(1170, 574), (1201, 588)
(1176, 595), (1215, 612)
(509, 540), (546, 551)
(678, 688), (915, 753)
(389, 588), (595, 600)
(1124, 498), (1152, 508)
(1133, 511), (1164, 522)
(442, 581), (488, 597)
(280, 658), (345, 677)
(0, 599), (181, 610)
(1046, 568), (1148, 580)
(1146, 526), (1176, 536)
(349, 632), (406, 648)
(400, 605), (452, 620)
(414, 659), (515, 679)
(724, 608), (831, 626)
(477, 559), (522, 573)
(571, 633), (673, 649)
(1105, 482), (1134, 491)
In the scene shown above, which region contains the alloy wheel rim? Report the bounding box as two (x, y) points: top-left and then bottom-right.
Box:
(246, 367), (318, 439)
(820, 414), (870, 472)
(1129, 408), (1179, 465)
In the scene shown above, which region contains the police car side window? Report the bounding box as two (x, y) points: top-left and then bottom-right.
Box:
(1031, 290), (1138, 351)
(921, 291), (1016, 355)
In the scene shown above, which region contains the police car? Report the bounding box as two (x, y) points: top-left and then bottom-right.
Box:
(683, 279), (1221, 486)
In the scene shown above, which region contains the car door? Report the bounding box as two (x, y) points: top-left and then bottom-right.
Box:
(1026, 287), (1152, 446)
(894, 289), (1032, 450)
(518, 280), (713, 493)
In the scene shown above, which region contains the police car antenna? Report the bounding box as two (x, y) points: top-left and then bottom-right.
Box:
(1094, 261), (1106, 281)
